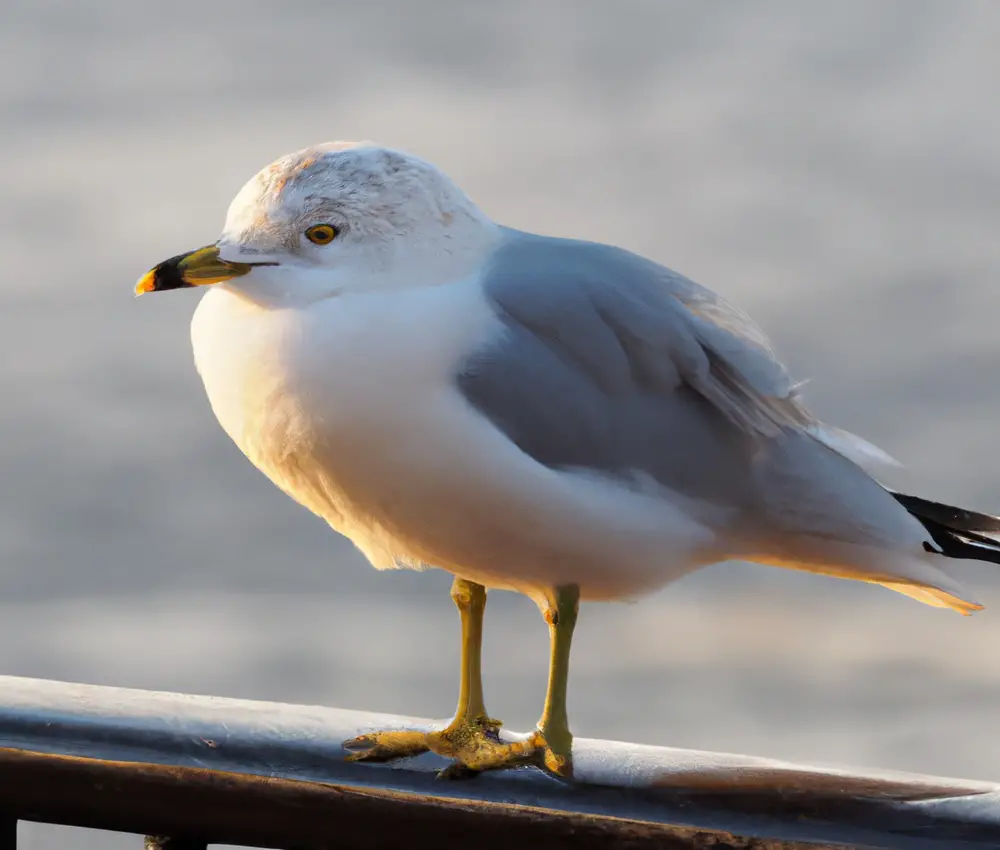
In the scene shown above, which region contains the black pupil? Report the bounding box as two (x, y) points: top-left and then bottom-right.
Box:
(315, 228), (330, 240)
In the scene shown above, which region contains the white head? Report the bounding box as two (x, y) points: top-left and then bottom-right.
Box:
(136, 142), (498, 306)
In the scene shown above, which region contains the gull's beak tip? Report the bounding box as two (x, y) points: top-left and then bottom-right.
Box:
(134, 269), (158, 297)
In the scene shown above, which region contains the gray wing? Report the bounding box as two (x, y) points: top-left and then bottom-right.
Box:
(457, 230), (816, 503)
(457, 230), (922, 545)
(472, 230), (810, 435)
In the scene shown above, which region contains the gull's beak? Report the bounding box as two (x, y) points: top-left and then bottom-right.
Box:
(134, 245), (257, 296)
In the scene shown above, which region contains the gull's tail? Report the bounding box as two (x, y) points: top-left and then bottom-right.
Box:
(871, 491), (1000, 615)
(864, 488), (1000, 615)
(743, 429), (992, 614)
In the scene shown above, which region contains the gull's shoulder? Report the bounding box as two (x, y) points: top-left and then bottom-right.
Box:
(476, 226), (808, 438)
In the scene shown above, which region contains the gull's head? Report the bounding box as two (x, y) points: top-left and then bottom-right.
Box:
(135, 142), (497, 305)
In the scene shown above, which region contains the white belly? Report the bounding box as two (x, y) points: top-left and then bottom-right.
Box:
(190, 283), (720, 602)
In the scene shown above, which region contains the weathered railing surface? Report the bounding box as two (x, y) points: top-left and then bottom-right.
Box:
(0, 675), (996, 849)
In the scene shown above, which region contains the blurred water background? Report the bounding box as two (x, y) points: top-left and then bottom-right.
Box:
(2, 1), (999, 846)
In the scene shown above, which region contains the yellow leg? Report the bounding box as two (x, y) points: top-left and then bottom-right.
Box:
(535, 583), (580, 776)
(345, 578), (580, 780)
(449, 577), (491, 723)
(345, 578), (519, 774)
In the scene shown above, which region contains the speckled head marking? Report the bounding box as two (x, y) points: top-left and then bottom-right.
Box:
(265, 155), (317, 200)
(219, 141), (486, 259)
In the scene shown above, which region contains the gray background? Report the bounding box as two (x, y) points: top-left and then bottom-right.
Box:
(2, 1), (999, 846)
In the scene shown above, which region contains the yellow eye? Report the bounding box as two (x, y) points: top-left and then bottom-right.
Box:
(305, 224), (338, 245)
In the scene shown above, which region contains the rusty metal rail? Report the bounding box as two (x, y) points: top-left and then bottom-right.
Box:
(0, 675), (997, 848)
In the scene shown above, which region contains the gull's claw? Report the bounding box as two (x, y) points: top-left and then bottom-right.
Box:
(344, 729), (431, 762)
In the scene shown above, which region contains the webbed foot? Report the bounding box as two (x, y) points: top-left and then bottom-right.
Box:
(345, 716), (571, 778)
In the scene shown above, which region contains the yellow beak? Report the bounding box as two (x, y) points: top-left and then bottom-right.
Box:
(134, 245), (257, 296)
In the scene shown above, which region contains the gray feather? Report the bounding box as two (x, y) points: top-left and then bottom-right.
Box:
(456, 229), (805, 507)
(469, 230), (810, 438)
(455, 229), (923, 550)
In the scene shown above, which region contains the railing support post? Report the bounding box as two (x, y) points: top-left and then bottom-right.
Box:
(0, 817), (16, 850)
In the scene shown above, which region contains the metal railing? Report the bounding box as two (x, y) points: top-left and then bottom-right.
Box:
(0, 674), (997, 849)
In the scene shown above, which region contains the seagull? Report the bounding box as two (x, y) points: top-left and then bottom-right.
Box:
(135, 141), (1000, 779)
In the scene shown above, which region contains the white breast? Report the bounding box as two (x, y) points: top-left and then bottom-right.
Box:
(189, 279), (505, 542)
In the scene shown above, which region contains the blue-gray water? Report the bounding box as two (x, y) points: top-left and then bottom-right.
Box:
(3, 2), (1000, 846)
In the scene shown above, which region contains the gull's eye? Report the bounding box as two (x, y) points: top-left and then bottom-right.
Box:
(304, 224), (339, 245)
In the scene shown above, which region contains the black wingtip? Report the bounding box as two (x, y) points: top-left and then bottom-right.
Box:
(895, 490), (1000, 565)
(890, 491), (1000, 534)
